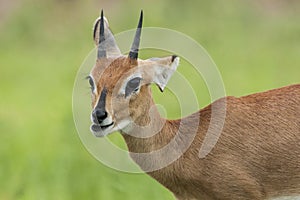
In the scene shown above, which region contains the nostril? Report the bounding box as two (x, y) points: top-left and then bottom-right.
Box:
(93, 109), (107, 124)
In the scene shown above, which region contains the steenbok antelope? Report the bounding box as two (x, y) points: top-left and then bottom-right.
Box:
(87, 10), (300, 200)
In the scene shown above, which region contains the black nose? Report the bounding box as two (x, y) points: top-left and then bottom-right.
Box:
(92, 109), (107, 124)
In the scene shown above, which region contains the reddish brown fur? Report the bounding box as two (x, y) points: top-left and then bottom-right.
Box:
(91, 56), (300, 199)
(123, 84), (300, 200)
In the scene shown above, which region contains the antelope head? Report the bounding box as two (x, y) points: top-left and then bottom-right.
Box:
(87, 10), (180, 137)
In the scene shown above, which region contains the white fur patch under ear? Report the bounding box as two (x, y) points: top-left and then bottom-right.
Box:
(153, 57), (180, 92)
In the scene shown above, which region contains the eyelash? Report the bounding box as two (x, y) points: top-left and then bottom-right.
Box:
(86, 76), (95, 92)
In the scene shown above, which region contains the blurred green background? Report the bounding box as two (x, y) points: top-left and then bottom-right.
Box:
(0, 0), (299, 199)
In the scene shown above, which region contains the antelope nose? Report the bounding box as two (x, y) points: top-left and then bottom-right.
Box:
(92, 109), (107, 124)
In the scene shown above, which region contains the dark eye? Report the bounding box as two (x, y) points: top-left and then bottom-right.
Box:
(125, 77), (141, 97)
(86, 76), (95, 92)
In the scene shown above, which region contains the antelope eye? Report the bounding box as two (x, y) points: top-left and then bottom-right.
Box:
(86, 76), (95, 92)
(125, 77), (141, 97)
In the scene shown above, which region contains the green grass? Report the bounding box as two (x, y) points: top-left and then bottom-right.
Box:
(0, 0), (299, 199)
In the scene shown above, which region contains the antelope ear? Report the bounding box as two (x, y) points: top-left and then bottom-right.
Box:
(93, 16), (108, 45)
(148, 55), (180, 92)
(93, 15), (121, 57)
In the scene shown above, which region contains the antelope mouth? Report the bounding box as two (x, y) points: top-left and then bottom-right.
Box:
(91, 122), (114, 132)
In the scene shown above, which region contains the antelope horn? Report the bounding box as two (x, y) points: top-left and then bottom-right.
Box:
(129, 10), (143, 60)
(97, 9), (106, 58)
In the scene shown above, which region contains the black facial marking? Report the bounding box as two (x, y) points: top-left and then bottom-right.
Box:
(97, 87), (107, 109)
(125, 77), (141, 97)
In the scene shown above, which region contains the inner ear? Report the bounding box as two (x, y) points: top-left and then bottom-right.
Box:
(147, 56), (180, 92)
(152, 67), (173, 92)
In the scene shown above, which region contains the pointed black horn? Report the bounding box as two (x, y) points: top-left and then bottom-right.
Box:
(98, 9), (106, 58)
(129, 10), (143, 60)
